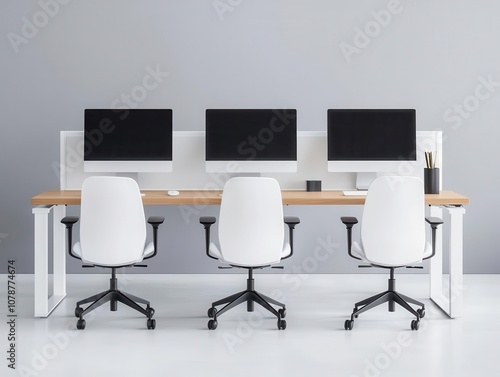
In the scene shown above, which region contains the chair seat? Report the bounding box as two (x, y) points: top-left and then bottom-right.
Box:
(73, 241), (155, 267)
(208, 241), (291, 268)
(351, 241), (432, 267)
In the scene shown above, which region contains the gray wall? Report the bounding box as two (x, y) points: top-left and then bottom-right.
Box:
(1, 0), (498, 274)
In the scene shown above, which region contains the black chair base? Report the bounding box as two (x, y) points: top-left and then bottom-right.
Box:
(74, 268), (155, 330)
(345, 268), (425, 331)
(207, 269), (287, 330)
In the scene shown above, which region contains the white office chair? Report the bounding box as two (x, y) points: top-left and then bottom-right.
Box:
(200, 177), (300, 330)
(341, 176), (443, 330)
(61, 176), (164, 330)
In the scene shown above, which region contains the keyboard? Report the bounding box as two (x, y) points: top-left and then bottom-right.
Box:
(342, 190), (368, 196)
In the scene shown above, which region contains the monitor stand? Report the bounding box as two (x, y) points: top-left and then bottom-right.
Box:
(356, 172), (376, 191)
(230, 172), (261, 178)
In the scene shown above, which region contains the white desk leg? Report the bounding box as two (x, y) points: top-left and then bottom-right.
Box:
(448, 205), (465, 318)
(33, 205), (67, 318)
(53, 205), (66, 298)
(429, 205), (465, 318)
(33, 206), (50, 317)
(429, 205), (443, 303)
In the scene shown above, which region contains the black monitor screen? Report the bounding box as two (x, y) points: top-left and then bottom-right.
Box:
(84, 109), (173, 161)
(205, 109), (297, 161)
(328, 109), (416, 161)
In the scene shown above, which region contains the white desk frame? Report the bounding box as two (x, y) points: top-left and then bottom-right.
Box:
(429, 205), (466, 318)
(33, 199), (466, 318)
(33, 204), (67, 317)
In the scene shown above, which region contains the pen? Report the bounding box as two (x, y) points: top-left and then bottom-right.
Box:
(425, 151), (437, 169)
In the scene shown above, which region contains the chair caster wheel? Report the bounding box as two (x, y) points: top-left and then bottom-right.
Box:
(417, 308), (425, 319)
(278, 308), (287, 319)
(147, 307), (155, 317)
(76, 319), (86, 330)
(208, 319), (218, 330)
(344, 319), (354, 330)
(411, 319), (420, 330)
(207, 307), (217, 318)
(277, 319), (287, 330)
(147, 318), (156, 330)
(75, 307), (83, 318)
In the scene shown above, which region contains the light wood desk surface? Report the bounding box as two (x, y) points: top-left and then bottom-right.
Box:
(32, 189), (470, 206)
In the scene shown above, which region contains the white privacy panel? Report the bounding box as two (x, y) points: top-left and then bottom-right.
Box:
(61, 131), (442, 190)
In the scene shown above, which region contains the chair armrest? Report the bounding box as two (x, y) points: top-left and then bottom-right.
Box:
(340, 216), (362, 260)
(144, 216), (165, 260)
(341, 217), (358, 227)
(426, 217), (443, 227)
(60, 216), (81, 261)
(61, 216), (79, 226)
(284, 216), (300, 226)
(424, 216), (444, 260)
(147, 216), (165, 226)
(200, 216), (216, 225)
(282, 216), (300, 260)
(199, 217), (218, 260)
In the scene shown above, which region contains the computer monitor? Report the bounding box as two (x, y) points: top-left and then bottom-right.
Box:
(327, 109), (416, 189)
(84, 109), (173, 173)
(205, 109), (297, 173)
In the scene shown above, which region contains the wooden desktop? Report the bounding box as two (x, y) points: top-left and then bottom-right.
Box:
(32, 189), (469, 206)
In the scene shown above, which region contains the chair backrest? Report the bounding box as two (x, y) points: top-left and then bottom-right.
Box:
(218, 177), (285, 266)
(79, 176), (146, 266)
(361, 176), (426, 266)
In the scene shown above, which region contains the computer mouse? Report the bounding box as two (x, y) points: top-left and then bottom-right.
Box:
(167, 190), (180, 196)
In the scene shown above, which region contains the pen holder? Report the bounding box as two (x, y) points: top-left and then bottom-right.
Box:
(424, 168), (439, 194)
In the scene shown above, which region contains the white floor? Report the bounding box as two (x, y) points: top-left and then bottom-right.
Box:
(1, 273), (499, 377)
